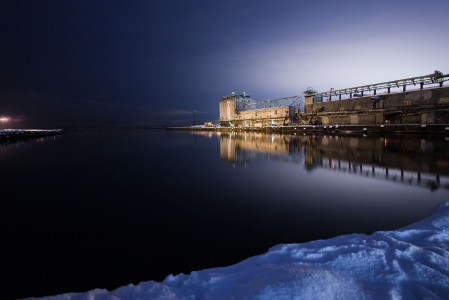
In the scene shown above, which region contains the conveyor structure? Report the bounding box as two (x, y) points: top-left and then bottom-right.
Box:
(309, 70), (449, 101)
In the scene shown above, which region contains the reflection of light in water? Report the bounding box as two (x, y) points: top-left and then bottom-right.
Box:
(0, 134), (61, 154)
(321, 158), (448, 192)
(216, 131), (449, 192)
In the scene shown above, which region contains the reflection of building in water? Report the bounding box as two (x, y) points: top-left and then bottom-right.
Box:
(308, 136), (449, 191)
(219, 132), (302, 165)
(217, 132), (449, 191)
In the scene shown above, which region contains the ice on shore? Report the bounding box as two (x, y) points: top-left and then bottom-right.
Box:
(29, 202), (449, 300)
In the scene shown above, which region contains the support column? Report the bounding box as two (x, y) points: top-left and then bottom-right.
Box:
(420, 82), (424, 90)
(403, 85), (406, 92)
(374, 89), (376, 95)
(388, 87), (391, 93)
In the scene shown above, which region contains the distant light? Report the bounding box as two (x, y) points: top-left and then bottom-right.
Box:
(0, 116), (10, 129)
(0, 116), (10, 123)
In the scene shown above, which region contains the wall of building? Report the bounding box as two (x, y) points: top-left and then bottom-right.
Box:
(235, 106), (290, 126)
(305, 86), (449, 125)
(307, 86), (449, 112)
(220, 86), (449, 127)
(219, 99), (235, 122)
(219, 102), (294, 127)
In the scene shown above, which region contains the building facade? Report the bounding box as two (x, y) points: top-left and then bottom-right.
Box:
(219, 72), (449, 127)
(219, 92), (300, 127)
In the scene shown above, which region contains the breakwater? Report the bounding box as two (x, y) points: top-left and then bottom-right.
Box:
(0, 129), (63, 140)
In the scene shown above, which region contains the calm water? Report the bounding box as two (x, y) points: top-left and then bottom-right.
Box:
(1, 129), (449, 299)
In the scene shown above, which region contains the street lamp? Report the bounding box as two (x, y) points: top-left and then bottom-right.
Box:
(0, 116), (10, 129)
(193, 109), (196, 126)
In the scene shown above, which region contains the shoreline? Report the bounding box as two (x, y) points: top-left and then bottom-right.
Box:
(167, 123), (449, 136)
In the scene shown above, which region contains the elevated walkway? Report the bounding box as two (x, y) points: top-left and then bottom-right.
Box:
(309, 70), (449, 101)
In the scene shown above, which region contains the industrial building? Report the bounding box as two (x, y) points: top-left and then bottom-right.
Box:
(219, 71), (449, 127)
(219, 92), (302, 127)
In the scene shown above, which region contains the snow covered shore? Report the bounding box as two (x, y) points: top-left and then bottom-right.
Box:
(29, 201), (449, 300)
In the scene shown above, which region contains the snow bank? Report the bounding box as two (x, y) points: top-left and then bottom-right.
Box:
(29, 202), (449, 300)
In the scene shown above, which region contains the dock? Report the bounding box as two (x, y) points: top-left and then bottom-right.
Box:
(167, 124), (449, 136)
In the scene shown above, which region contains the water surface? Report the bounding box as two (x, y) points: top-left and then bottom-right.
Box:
(1, 129), (448, 299)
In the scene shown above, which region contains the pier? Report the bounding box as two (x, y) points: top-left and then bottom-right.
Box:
(0, 129), (63, 140)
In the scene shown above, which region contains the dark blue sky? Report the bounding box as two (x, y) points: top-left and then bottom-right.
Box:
(1, 0), (448, 128)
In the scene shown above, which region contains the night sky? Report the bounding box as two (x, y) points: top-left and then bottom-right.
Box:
(1, 0), (449, 128)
